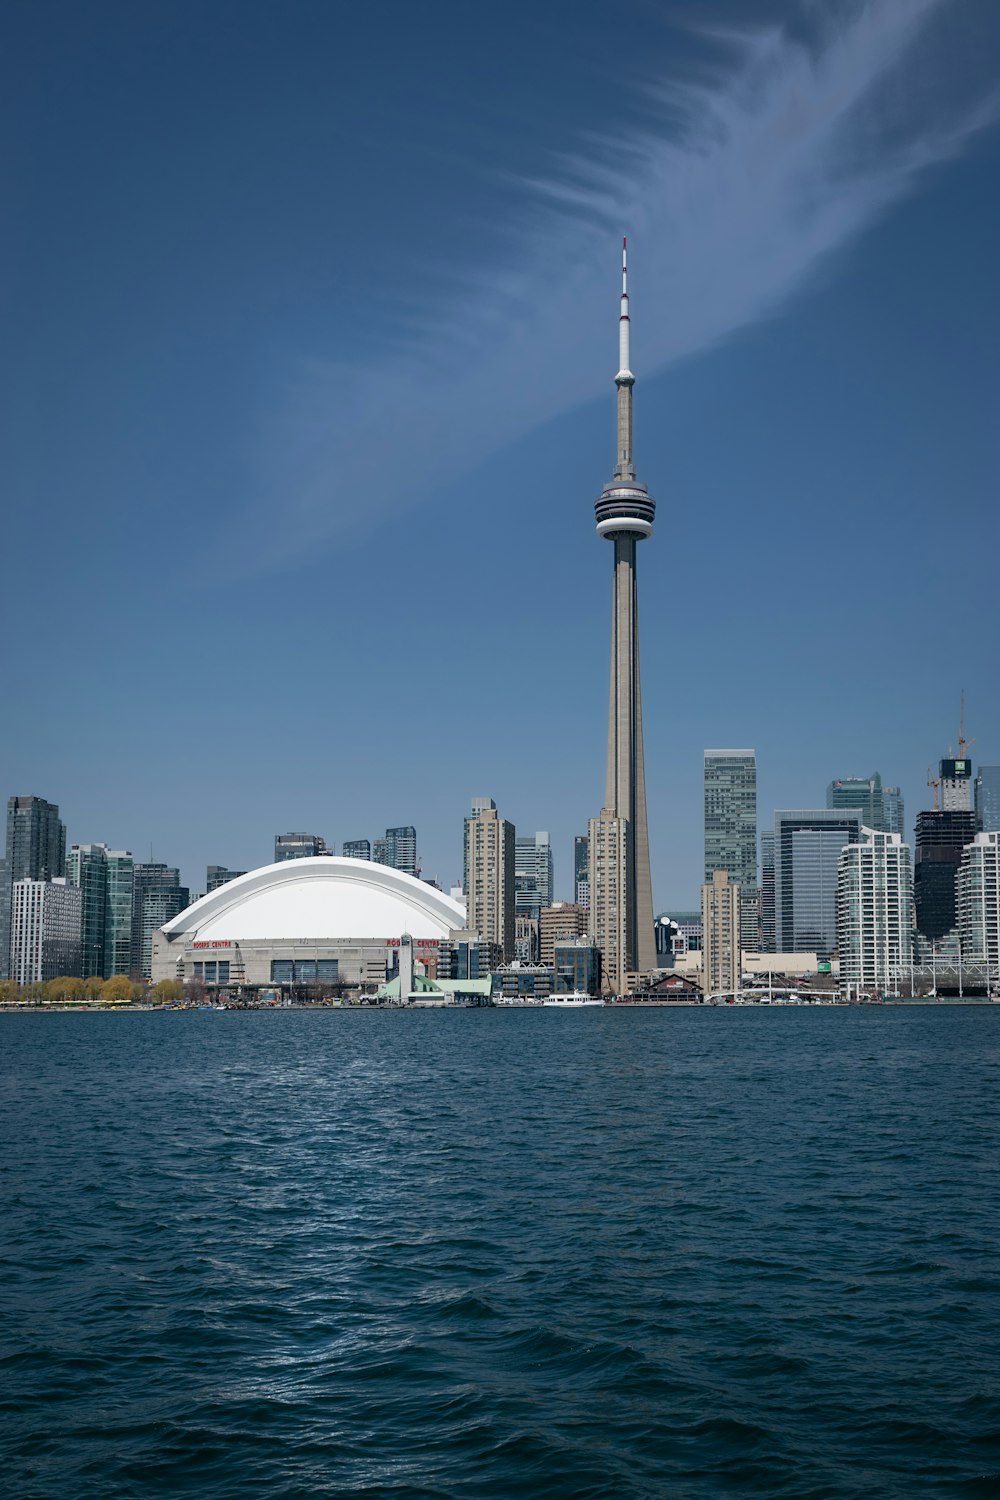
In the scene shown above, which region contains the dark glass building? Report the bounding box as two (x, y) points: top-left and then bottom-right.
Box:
(1, 796), (66, 980)
(914, 809), (977, 940)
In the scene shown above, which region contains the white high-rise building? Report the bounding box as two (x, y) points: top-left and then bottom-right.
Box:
(10, 877), (83, 986)
(837, 830), (914, 994)
(957, 832), (1000, 980)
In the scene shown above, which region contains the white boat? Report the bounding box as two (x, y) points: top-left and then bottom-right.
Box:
(542, 991), (604, 1007)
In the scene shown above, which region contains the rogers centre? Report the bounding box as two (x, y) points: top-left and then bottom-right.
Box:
(150, 856), (467, 994)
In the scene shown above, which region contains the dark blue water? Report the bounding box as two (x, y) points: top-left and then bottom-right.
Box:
(2, 1008), (999, 1498)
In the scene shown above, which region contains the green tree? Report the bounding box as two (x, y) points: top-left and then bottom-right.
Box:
(102, 975), (140, 1005)
(152, 979), (184, 1004)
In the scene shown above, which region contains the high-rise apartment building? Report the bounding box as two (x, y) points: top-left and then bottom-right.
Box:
(701, 869), (741, 995)
(463, 799), (515, 960)
(759, 831), (776, 952)
(837, 830), (914, 993)
(590, 242), (656, 977)
(514, 833), (554, 921)
(373, 838), (389, 865)
(274, 832), (328, 862)
(574, 835), (590, 910)
(704, 750), (758, 952)
(10, 877), (82, 985)
(341, 840), (371, 861)
(774, 810), (862, 959)
(975, 768), (1000, 833)
(206, 865), (246, 893)
(383, 827), (418, 878)
(957, 832), (1000, 976)
(2, 796), (67, 980)
(539, 902), (587, 968)
(588, 809), (629, 991)
(131, 864), (189, 980)
(914, 809), (977, 941)
(66, 843), (134, 979)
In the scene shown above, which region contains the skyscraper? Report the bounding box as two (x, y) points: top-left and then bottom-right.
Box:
(827, 773), (885, 829)
(131, 864), (189, 980)
(1, 796), (66, 980)
(10, 877), (82, 985)
(882, 787), (905, 837)
(837, 830), (914, 993)
(914, 808), (977, 941)
(774, 810), (862, 959)
(514, 833), (554, 920)
(206, 865), (246, 893)
(574, 835), (590, 910)
(463, 799), (515, 960)
(976, 768), (1000, 832)
(940, 757), (973, 812)
(588, 809), (630, 991)
(591, 240), (656, 976)
(66, 843), (134, 979)
(759, 831), (776, 952)
(384, 827), (418, 878)
(701, 869), (741, 995)
(957, 832), (1000, 975)
(704, 750), (758, 952)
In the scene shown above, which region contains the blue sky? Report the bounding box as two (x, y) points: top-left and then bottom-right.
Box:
(2, 0), (998, 904)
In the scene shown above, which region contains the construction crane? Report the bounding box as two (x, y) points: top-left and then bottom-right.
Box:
(958, 688), (975, 760)
(927, 767), (940, 811)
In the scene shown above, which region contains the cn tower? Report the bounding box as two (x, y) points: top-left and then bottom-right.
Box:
(594, 239), (656, 974)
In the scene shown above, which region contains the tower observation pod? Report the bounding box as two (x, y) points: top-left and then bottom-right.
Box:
(594, 238), (657, 979)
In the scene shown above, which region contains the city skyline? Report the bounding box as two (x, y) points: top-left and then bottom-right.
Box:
(1, 2), (999, 904)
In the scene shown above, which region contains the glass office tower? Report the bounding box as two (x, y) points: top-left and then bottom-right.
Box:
(704, 750), (758, 952)
(774, 810), (862, 959)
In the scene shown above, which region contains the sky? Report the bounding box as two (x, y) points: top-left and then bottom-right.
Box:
(1, 0), (999, 905)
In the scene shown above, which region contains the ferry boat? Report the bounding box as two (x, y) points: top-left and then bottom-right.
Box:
(542, 991), (604, 1007)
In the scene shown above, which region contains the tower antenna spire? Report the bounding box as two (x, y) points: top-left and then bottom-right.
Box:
(614, 236), (635, 480)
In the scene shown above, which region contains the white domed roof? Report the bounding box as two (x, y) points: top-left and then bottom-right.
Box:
(163, 857), (465, 942)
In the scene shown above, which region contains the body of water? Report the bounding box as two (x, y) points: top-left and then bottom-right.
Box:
(2, 1007), (999, 1497)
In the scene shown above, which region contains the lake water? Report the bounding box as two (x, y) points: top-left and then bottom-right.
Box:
(2, 1007), (999, 1498)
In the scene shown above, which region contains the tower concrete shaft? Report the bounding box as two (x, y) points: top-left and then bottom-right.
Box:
(594, 241), (656, 976)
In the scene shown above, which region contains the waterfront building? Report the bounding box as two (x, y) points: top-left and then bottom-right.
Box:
(773, 810), (862, 959)
(514, 915), (540, 965)
(539, 902), (587, 968)
(553, 937), (601, 996)
(655, 912), (701, 960)
(588, 808), (630, 990)
(957, 832), (1000, 978)
(1, 795), (66, 980)
(341, 840), (371, 861)
(701, 870), (741, 995)
(383, 827), (418, 877)
(434, 930), (502, 981)
(759, 831), (776, 952)
(514, 832), (554, 921)
(206, 865), (246, 893)
(589, 242), (656, 978)
(837, 830), (914, 993)
(574, 835), (590, 910)
(704, 750), (758, 952)
(494, 966), (554, 1001)
(10, 877), (82, 985)
(275, 832), (329, 862)
(914, 809), (977, 941)
(132, 864), (189, 981)
(463, 799), (515, 961)
(975, 767), (1000, 832)
(66, 843), (134, 979)
(152, 858), (469, 992)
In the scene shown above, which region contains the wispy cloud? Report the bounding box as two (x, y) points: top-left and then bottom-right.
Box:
(221, 0), (998, 576)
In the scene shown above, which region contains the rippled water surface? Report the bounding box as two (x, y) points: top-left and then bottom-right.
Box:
(2, 1007), (1000, 1498)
